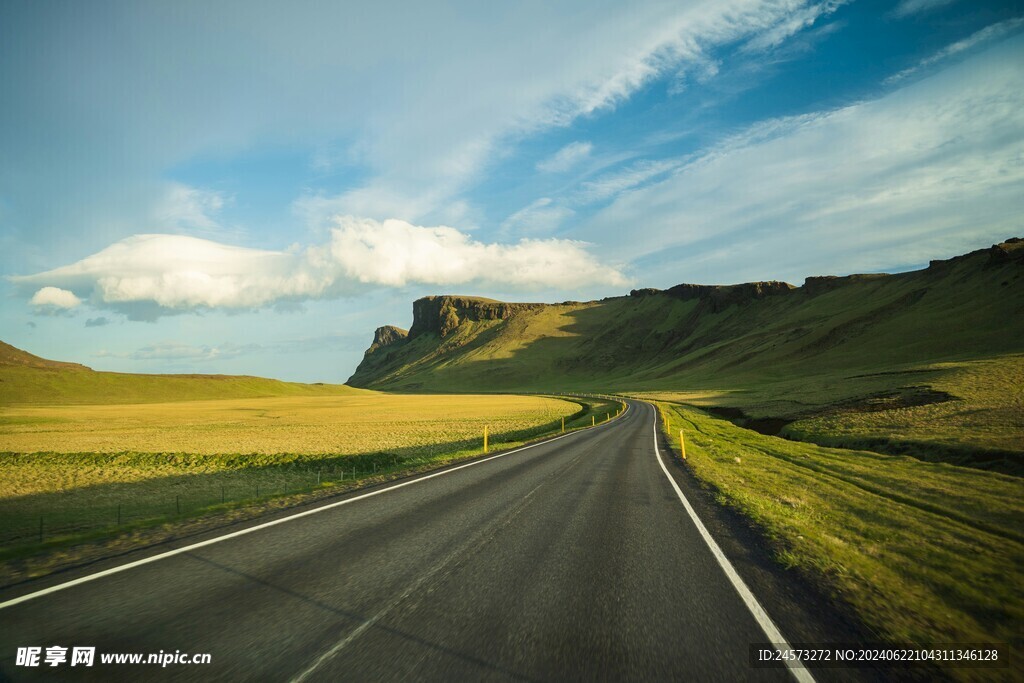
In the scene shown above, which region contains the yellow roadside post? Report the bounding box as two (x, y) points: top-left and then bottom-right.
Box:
(561, 416), (565, 433)
(484, 425), (489, 453)
(679, 429), (687, 460)
(592, 415), (595, 426)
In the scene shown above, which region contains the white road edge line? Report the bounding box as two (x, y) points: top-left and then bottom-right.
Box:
(0, 402), (628, 611)
(649, 404), (816, 683)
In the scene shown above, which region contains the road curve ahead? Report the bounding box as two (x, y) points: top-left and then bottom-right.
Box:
(1, 401), (806, 682)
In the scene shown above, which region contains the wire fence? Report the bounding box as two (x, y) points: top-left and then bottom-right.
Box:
(0, 456), (424, 551)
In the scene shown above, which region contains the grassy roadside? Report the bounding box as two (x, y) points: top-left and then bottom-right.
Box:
(653, 400), (1022, 681)
(0, 395), (624, 580)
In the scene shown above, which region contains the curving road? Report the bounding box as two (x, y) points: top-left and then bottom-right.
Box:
(0, 401), (820, 681)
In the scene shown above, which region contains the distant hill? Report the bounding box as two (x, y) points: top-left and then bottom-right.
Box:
(0, 341), (90, 371)
(0, 343), (359, 405)
(349, 239), (1024, 391)
(349, 239), (1024, 470)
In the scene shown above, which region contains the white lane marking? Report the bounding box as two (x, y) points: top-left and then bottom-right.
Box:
(649, 404), (816, 683)
(0, 402), (628, 611)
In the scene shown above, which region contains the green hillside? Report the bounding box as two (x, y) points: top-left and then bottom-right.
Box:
(349, 239), (1024, 471)
(0, 341), (359, 405)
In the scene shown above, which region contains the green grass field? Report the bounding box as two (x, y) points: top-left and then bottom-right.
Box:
(654, 400), (1023, 669)
(0, 364), (361, 406)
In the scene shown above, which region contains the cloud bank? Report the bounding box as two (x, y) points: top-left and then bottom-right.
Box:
(12, 217), (627, 319)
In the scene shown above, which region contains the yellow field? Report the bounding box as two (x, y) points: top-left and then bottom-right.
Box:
(0, 393), (613, 556)
(0, 393), (577, 458)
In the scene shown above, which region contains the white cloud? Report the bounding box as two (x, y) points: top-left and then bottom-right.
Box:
(537, 141), (593, 173)
(11, 217), (627, 317)
(885, 18), (1024, 84)
(891, 0), (958, 18)
(321, 216), (624, 289)
(578, 33), (1024, 285)
(30, 286), (81, 309)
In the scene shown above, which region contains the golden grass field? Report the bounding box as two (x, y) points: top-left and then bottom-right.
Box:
(0, 392), (577, 459)
(0, 392), (599, 554)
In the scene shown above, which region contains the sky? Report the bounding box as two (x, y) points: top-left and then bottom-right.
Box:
(2, 0), (1023, 382)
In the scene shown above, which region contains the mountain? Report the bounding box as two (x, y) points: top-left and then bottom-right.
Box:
(0, 343), (358, 405)
(349, 239), (1024, 470)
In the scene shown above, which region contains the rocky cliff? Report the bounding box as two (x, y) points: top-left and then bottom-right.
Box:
(409, 296), (546, 339)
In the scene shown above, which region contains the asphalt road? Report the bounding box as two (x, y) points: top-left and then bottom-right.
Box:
(0, 401), (814, 682)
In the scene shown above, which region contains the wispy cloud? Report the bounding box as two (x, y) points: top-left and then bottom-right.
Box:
(574, 159), (681, 204)
(891, 0), (959, 19)
(741, 0), (847, 52)
(97, 342), (260, 362)
(308, 1), (849, 224)
(11, 217), (627, 318)
(537, 141), (593, 173)
(885, 17), (1024, 84)
(85, 316), (111, 328)
(153, 183), (227, 230)
(500, 198), (575, 237)
(579, 33), (1024, 284)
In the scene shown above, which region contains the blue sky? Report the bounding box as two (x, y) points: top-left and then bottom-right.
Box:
(2, 0), (1022, 382)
